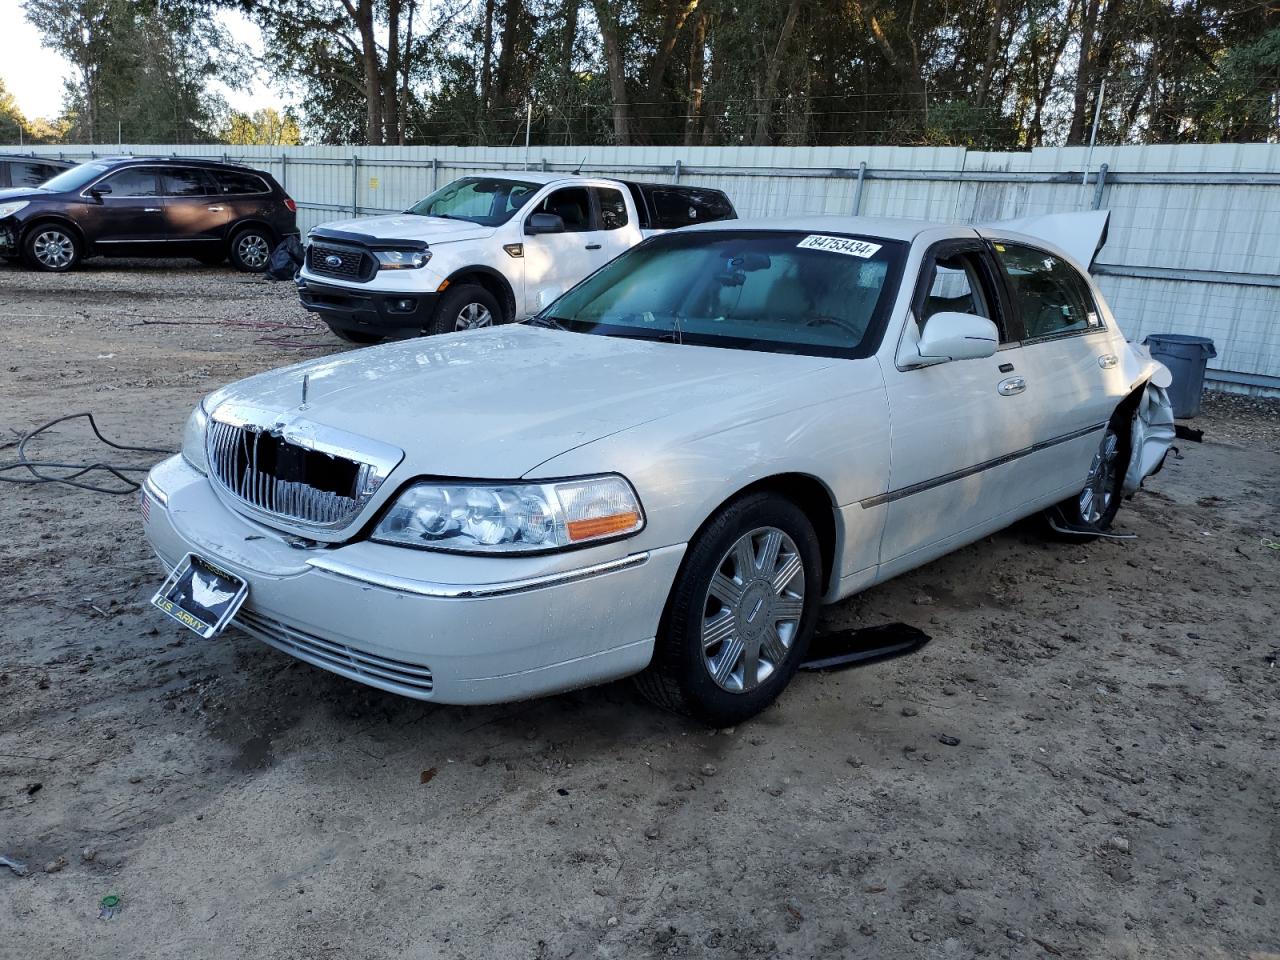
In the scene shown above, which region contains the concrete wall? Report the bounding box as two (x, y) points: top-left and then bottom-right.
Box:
(7, 142), (1279, 394)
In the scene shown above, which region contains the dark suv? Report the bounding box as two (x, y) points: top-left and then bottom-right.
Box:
(0, 156), (297, 272)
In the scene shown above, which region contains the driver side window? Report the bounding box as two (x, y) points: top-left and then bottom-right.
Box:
(918, 250), (1010, 342)
(532, 187), (593, 233)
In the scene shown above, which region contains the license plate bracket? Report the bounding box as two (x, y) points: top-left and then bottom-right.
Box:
(151, 553), (248, 639)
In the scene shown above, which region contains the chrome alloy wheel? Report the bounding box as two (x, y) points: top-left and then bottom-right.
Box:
(33, 229), (75, 269)
(1079, 428), (1120, 525)
(454, 302), (494, 330)
(236, 233), (270, 269)
(701, 526), (805, 693)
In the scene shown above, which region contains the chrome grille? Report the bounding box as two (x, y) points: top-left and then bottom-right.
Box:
(207, 418), (370, 528)
(236, 609), (434, 696)
(307, 242), (368, 281)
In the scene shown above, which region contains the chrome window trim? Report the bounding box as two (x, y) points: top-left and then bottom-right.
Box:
(78, 164), (166, 200)
(306, 551), (651, 599)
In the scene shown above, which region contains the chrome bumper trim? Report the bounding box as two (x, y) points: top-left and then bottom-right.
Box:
(142, 474), (169, 506)
(305, 551), (651, 599)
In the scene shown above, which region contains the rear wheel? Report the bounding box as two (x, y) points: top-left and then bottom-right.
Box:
(326, 323), (383, 346)
(228, 227), (272, 273)
(429, 283), (501, 336)
(1048, 423), (1126, 540)
(635, 493), (822, 727)
(23, 223), (81, 272)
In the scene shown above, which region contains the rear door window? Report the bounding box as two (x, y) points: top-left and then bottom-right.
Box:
(98, 167), (161, 197)
(161, 167), (217, 196)
(592, 187), (629, 230)
(647, 188), (735, 228)
(993, 242), (1101, 339)
(213, 170), (270, 195)
(9, 161), (65, 187)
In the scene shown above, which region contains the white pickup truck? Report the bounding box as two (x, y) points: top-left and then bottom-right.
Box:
(296, 172), (737, 343)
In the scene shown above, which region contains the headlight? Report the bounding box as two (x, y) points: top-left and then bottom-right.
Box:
(0, 200), (29, 219)
(180, 402), (210, 475)
(373, 475), (644, 554)
(374, 248), (431, 270)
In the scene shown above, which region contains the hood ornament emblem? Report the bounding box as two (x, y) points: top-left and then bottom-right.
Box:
(300, 372), (310, 409)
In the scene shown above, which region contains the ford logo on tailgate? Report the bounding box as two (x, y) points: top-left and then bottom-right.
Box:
(324, 255), (342, 267)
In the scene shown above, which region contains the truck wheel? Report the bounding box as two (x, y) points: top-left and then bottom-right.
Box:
(23, 223), (81, 272)
(326, 323), (383, 346)
(430, 284), (501, 336)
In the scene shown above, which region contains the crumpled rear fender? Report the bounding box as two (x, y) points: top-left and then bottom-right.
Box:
(1122, 344), (1176, 496)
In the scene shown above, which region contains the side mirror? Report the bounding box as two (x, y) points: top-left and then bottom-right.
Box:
(525, 212), (565, 235)
(915, 311), (999, 363)
(89, 184), (111, 199)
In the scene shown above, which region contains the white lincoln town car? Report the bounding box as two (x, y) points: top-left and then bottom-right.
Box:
(142, 215), (1171, 726)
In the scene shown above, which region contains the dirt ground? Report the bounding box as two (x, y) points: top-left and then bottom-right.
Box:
(1, 259), (1278, 960)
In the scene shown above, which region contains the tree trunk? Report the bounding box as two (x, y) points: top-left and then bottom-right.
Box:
(346, 0), (383, 144)
(481, 0), (495, 110)
(752, 0), (801, 146)
(975, 0), (1007, 107)
(382, 0), (402, 145)
(592, 0), (632, 144)
(645, 0), (700, 103)
(1067, 0), (1101, 144)
(495, 0), (523, 106)
(560, 0), (579, 81)
(701, 15), (722, 144)
(400, 0), (415, 144)
(684, 12), (707, 145)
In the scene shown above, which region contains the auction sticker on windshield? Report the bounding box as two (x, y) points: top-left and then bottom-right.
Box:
(796, 235), (882, 258)
(152, 553), (248, 639)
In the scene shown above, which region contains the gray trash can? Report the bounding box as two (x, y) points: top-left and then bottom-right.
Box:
(1142, 334), (1217, 418)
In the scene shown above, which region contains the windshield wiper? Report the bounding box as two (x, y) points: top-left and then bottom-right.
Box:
(525, 315), (569, 330)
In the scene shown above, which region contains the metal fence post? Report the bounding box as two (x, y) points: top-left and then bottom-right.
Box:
(431, 157), (438, 192)
(1092, 162), (1109, 210)
(852, 161), (867, 215)
(352, 155), (359, 216)
(280, 153), (287, 191)
(674, 159), (682, 182)
(541, 158), (549, 172)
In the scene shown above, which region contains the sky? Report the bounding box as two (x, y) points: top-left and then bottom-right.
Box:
(0, 0), (284, 120)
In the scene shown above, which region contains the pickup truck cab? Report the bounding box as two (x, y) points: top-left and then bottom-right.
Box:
(296, 173), (736, 343)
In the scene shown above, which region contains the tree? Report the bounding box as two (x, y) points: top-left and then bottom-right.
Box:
(224, 107), (304, 144)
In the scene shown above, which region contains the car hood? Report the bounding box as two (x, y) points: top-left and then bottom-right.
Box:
(0, 187), (45, 203)
(205, 325), (837, 479)
(311, 214), (495, 246)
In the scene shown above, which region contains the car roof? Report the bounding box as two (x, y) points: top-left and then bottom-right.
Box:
(84, 155), (267, 173)
(0, 153), (74, 167)
(679, 214), (956, 243)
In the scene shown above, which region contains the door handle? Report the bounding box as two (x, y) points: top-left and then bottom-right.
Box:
(143, 207), (161, 213)
(207, 205), (224, 212)
(1098, 354), (1118, 369)
(997, 376), (1026, 397)
(584, 243), (602, 250)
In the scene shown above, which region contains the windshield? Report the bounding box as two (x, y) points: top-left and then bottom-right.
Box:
(405, 176), (540, 226)
(537, 230), (906, 358)
(40, 162), (112, 193)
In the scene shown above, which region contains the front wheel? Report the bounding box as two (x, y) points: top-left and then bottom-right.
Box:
(326, 323), (383, 346)
(228, 227), (272, 273)
(635, 493), (822, 727)
(23, 224), (81, 272)
(429, 283), (501, 336)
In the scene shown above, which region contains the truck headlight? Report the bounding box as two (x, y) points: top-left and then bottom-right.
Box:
(180, 402), (210, 475)
(374, 249), (431, 270)
(0, 200), (29, 219)
(372, 475), (644, 554)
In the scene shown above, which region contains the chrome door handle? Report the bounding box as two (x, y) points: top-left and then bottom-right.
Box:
(1098, 354), (1118, 369)
(997, 376), (1026, 396)
(143, 207), (162, 212)
(207, 205), (224, 212)
(585, 243), (602, 250)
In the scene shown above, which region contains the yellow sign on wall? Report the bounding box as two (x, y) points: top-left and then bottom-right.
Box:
(369, 177), (379, 190)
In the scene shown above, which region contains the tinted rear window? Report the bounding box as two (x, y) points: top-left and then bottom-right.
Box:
(162, 167), (217, 196)
(8, 161), (68, 188)
(214, 170), (270, 195)
(646, 188), (735, 229)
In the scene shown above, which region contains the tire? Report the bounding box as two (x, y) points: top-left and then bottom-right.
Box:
(635, 492), (823, 727)
(228, 226), (273, 273)
(326, 323), (383, 346)
(23, 223), (81, 272)
(1046, 420), (1128, 541)
(429, 283), (501, 336)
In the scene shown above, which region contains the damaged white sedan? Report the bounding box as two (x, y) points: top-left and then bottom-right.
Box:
(143, 215), (1172, 726)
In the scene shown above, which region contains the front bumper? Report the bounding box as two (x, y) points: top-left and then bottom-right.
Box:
(141, 456), (684, 704)
(296, 276), (439, 337)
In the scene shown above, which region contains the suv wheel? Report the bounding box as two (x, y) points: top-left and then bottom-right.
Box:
(635, 493), (822, 727)
(229, 227), (272, 272)
(430, 283), (501, 336)
(326, 323), (383, 346)
(24, 224), (81, 272)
